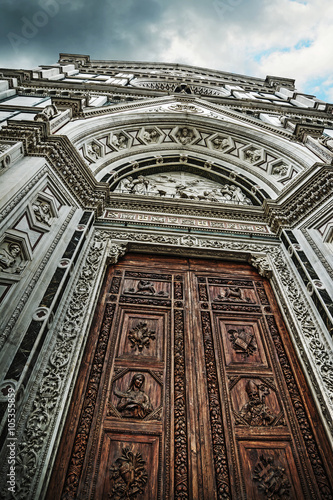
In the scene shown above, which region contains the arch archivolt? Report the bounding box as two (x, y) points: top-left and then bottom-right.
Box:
(63, 110), (319, 198)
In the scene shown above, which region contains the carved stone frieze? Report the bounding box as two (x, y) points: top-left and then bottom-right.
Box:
(0, 208), (76, 349)
(114, 171), (253, 205)
(0, 122), (107, 214)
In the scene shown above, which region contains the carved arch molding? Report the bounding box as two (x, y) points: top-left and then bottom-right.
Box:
(2, 230), (333, 499)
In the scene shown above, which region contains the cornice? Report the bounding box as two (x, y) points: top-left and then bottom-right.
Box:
(0, 121), (108, 214)
(265, 164), (333, 231)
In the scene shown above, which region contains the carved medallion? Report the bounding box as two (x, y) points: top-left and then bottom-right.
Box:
(253, 455), (291, 499)
(128, 322), (156, 352)
(109, 447), (148, 499)
(113, 373), (153, 419)
(237, 380), (278, 426)
(228, 327), (257, 357)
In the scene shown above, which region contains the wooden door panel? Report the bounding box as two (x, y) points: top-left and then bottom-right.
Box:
(217, 317), (269, 368)
(93, 431), (160, 499)
(238, 441), (303, 499)
(115, 308), (167, 362)
(48, 255), (333, 500)
(229, 376), (285, 428)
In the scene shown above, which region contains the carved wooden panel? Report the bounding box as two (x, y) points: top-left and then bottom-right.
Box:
(217, 317), (269, 368)
(238, 441), (303, 499)
(95, 432), (160, 499)
(48, 255), (333, 500)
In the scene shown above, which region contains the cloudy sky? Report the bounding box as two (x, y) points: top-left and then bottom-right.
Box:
(1, 0), (332, 101)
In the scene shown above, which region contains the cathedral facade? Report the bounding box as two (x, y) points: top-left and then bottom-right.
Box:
(0, 53), (333, 499)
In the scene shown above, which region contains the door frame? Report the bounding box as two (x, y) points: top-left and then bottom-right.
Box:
(9, 228), (333, 499)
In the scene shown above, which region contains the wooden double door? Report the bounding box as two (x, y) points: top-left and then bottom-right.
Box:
(49, 254), (333, 499)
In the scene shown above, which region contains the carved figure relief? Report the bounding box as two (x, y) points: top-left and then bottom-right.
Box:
(272, 164), (288, 176)
(87, 142), (101, 160)
(253, 455), (291, 499)
(238, 380), (277, 426)
(215, 284), (253, 302)
(114, 373), (153, 419)
(211, 136), (230, 150)
(0, 241), (26, 274)
(319, 134), (333, 152)
(112, 133), (128, 149)
(34, 104), (59, 122)
(109, 447), (148, 499)
(176, 127), (195, 145)
(142, 129), (159, 144)
(32, 199), (53, 226)
(228, 327), (257, 357)
(244, 147), (262, 163)
(0, 143), (10, 154)
(125, 279), (169, 297)
(131, 176), (149, 195)
(128, 322), (156, 352)
(114, 171), (253, 205)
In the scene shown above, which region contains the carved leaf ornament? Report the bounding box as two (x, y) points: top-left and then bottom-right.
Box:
(109, 447), (148, 499)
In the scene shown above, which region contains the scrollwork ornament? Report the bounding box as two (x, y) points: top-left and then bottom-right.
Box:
(249, 254), (273, 278)
(107, 242), (128, 264)
(0, 231), (108, 499)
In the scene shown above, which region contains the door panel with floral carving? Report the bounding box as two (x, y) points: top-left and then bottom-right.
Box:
(48, 255), (333, 500)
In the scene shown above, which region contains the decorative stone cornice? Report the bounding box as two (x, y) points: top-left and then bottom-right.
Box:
(0, 122), (108, 215)
(265, 165), (333, 231)
(294, 123), (325, 142)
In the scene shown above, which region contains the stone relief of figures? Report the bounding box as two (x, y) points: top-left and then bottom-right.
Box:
(115, 171), (253, 205)
(0, 143), (10, 154)
(142, 129), (159, 144)
(112, 133), (128, 149)
(211, 136), (230, 150)
(86, 142), (101, 160)
(238, 380), (277, 426)
(114, 373), (153, 419)
(34, 104), (59, 122)
(0, 241), (26, 274)
(176, 127), (195, 145)
(32, 199), (53, 226)
(319, 134), (333, 152)
(272, 164), (289, 176)
(244, 148), (262, 163)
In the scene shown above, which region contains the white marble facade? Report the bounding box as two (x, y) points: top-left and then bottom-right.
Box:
(0, 54), (333, 499)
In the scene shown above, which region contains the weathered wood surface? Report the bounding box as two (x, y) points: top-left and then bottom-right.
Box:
(48, 254), (333, 499)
